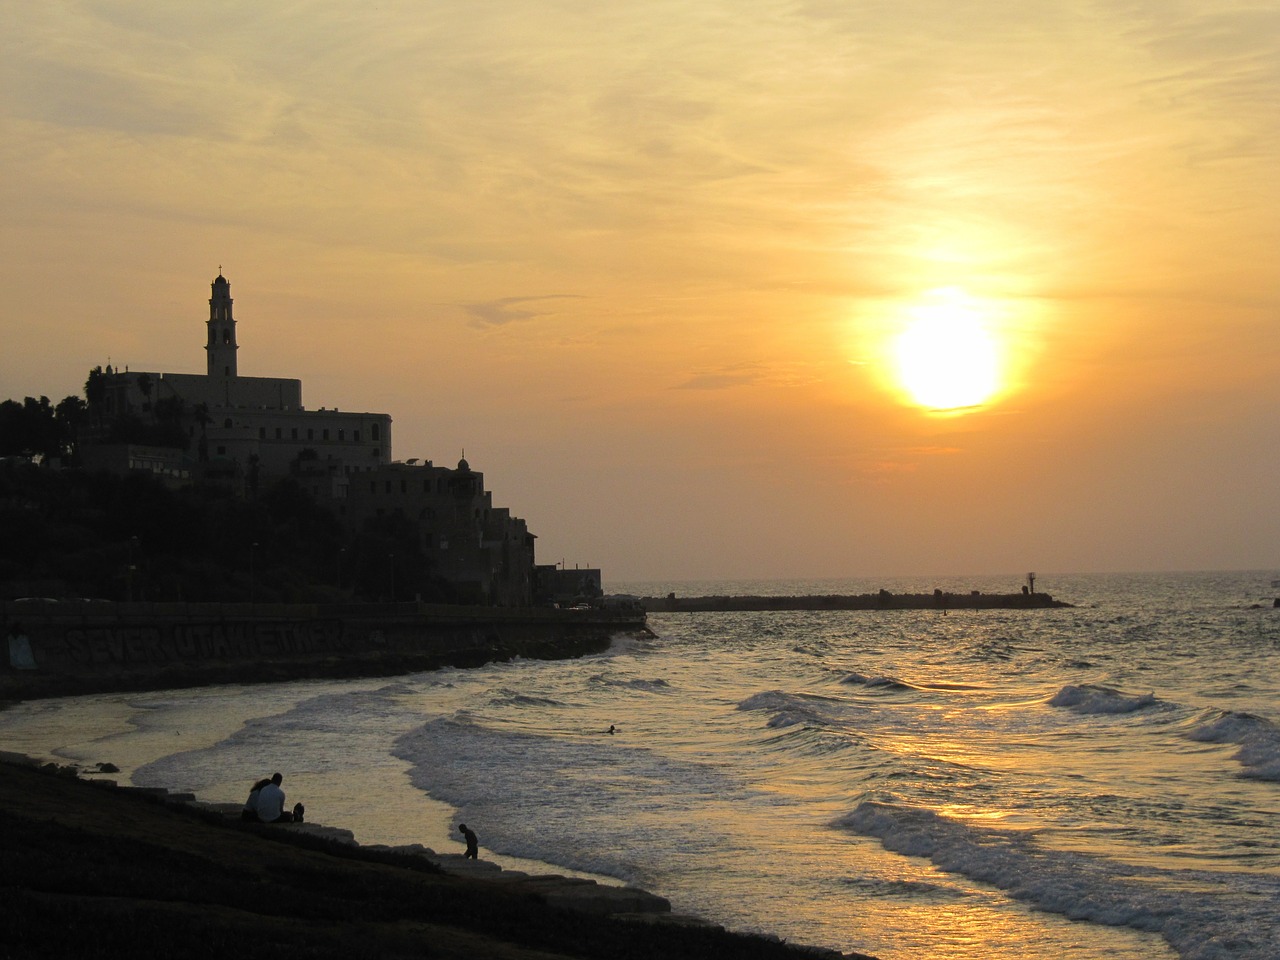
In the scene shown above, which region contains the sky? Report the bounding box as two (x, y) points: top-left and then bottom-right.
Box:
(2, 1), (1277, 585)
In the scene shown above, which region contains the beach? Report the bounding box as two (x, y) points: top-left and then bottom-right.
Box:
(0, 752), (870, 959)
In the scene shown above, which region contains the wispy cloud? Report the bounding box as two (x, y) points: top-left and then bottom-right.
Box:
(461, 295), (582, 328)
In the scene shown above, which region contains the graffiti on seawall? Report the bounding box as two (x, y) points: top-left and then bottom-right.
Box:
(25, 620), (351, 669)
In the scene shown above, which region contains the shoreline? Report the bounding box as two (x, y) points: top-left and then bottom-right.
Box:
(0, 751), (877, 959)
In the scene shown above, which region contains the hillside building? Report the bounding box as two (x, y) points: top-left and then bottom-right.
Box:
(97, 274), (392, 481)
(90, 273), (539, 605)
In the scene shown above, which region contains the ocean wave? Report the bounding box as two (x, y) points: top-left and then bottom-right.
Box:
(392, 716), (752, 885)
(839, 875), (968, 900)
(839, 672), (913, 691)
(1188, 711), (1280, 781)
(488, 689), (565, 708)
(588, 675), (672, 692)
(736, 690), (844, 731)
(837, 800), (1280, 960)
(1047, 684), (1158, 714)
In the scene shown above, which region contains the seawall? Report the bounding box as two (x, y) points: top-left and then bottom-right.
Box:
(1, 599), (649, 701)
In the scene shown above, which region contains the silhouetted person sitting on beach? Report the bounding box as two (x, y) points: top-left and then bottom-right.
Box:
(458, 822), (478, 859)
(256, 772), (304, 823)
(241, 777), (272, 822)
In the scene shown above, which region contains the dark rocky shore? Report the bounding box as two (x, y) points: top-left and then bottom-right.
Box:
(0, 754), (876, 960)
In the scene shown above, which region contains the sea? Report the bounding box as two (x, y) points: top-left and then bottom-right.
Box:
(3, 571), (1279, 960)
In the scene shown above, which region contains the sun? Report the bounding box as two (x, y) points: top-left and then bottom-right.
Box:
(892, 288), (1001, 411)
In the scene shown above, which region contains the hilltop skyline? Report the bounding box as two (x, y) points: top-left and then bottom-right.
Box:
(2, 2), (1277, 582)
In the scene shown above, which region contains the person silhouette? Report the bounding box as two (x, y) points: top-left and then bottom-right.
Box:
(458, 823), (478, 859)
(256, 772), (302, 823)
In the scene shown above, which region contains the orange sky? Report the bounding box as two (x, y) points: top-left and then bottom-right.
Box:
(2, 2), (1277, 583)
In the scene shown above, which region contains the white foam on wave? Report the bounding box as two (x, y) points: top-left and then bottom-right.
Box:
(132, 683), (425, 798)
(1048, 684), (1159, 714)
(392, 714), (753, 886)
(838, 800), (1280, 960)
(1188, 711), (1280, 781)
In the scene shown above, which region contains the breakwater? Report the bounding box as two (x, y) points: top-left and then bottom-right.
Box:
(0, 599), (649, 701)
(640, 590), (1069, 612)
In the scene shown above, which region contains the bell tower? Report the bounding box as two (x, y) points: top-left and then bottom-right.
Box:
(206, 273), (238, 377)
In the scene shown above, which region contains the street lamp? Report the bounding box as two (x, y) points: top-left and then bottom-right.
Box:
(126, 535), (139, 602)
(250, 542), (259, 605)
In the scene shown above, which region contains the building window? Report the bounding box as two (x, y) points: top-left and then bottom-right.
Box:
(258, 427), (266, 439)
(224, 418), (232, 429)
(372, 448), (380, 458)
(291, 427), (298, 440)
(216, 445), (226, 455)
(371, 424), (381, 441)
(222, 330), (231, 344)
(385, 481), (392, 493)
(323, 429), (330, 441)
(307, 429), (314, 440)
(338, 429), (345, 441)
(370, 481), (376, 494)
(275, 428), (282, 439)
(354, 430), (361, 442)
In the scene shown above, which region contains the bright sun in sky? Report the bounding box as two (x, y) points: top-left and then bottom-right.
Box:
(892, 288), (1002, 412)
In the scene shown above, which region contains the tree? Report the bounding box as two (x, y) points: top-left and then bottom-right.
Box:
(85, 366), (107, 429)
(0, 396), (58, 459)
(136, 372), (154, 419)
(54, 395), (88, 459)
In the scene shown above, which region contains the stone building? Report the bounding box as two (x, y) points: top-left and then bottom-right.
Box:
(91, 273), (538, 605)
(335, 458), (535, 606)
(97, 274), (392, 481)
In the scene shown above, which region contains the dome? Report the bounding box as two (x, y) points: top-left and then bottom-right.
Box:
(457, 457), (470, 472)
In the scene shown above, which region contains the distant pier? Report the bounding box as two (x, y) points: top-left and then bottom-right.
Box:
(639, 590), (1069, 613)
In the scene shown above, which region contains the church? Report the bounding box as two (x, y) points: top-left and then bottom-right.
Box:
(95, 273), (392, 483)
(90, 274), (538, 606)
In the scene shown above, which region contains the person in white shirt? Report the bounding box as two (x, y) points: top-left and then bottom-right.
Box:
(256, 772), (296, 823)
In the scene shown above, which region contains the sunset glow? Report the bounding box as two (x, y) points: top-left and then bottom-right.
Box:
(1, 1), (1277, 580)
(892, 289), (1002, 412)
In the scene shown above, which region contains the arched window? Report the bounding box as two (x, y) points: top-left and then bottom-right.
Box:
(223, 418), (232, 429)
(371, 423), (381, 441)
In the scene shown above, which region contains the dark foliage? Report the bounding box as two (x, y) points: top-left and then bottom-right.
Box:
(0, 461), (389, 603)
